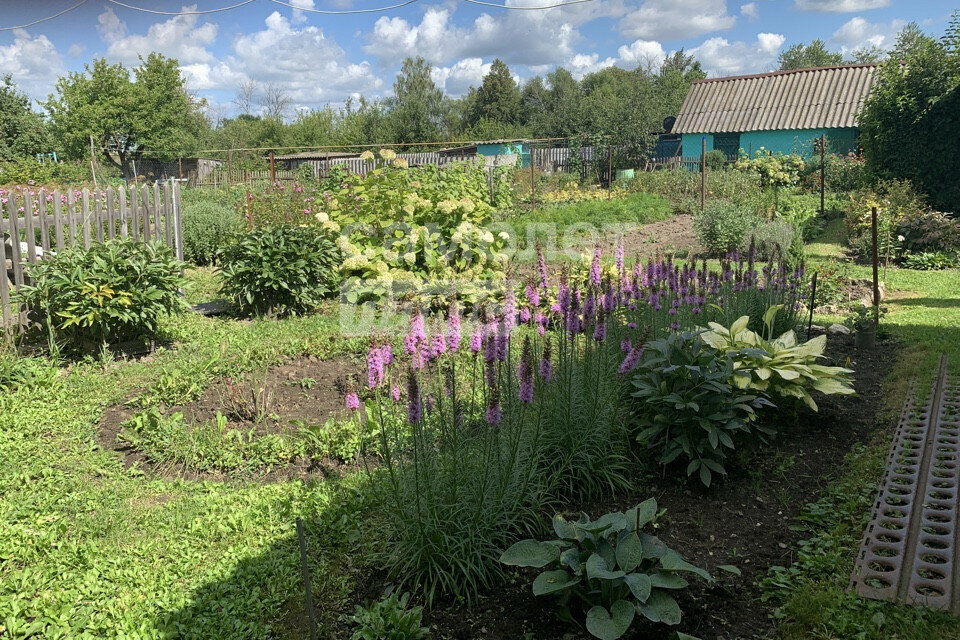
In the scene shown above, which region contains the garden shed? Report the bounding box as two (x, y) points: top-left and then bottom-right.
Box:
(440, 140), (531, 167)
(673, 63), (879, 159)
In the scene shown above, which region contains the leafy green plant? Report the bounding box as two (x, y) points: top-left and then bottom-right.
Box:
(18, 238), (186, 348)
(0, 352), (59, 393)
(902, 251), (959, 270)
(705, 149), (728, 171)
(296, 417), (369, 462)
(844, 303), (885, 332)
(181, 200), (243, 265)
(699, 307), (855, 411)
(219, 370), (275, 423)
(734, 150), (806, 189)
(629, 331), (771, 486)
(218, 225), (340, 316)
(500, 500), (716, 640)
(349, 590), (430, 640)
(118, 407), (294, 472)
(694, 200), (761, 256)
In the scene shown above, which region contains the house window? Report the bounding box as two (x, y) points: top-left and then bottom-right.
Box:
(713, 133), (741, 158)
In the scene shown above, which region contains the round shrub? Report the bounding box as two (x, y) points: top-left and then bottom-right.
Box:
(694, 200), (760, 256)
(218, 225), (341, 317)
(181, 201), (242, 266)
(18, 238), (186, 347)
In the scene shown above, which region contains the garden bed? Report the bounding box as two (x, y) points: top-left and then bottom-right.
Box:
(327, 332), (898, 640)
(97, 354), (363, 481)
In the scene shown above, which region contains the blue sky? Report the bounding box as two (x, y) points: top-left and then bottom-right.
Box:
(0, 0), (954, 119)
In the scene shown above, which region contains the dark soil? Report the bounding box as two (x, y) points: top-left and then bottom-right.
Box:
(616, 213), (700, 260)
(97, 354), (363, 481)
(379, 332), (898, 640)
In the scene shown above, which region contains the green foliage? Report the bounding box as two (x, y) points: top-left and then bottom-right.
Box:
(778, 39), (844, 70)
(500, 500), (712, 639)
(844, 179), (929, 261)
(44, 55), (205, 174)
(749, 220), (796, 261)
(468, 58), (523, 127)
(0, 158), (94, 185)
(694, 200), (761, 256)
(902, 251), (959, 270)
(630, 331), (770, 486)
(118, 407), (295, 472)
(896, 210), (960, 256)
(844, 303), (885, 332)
(349, 590), (430, 640)
(700, 308), (856, 411)
(181, 200), (243, 265)
(0, 353), (59, 394)
(704, 149), (727, 171)
(296, 418), (369, 462)
(218, 225), (340, 317)
(18, 238), (186, 348)
(0, 74), (51, 160)
(388, 57), (445, 144)
(511, 192), (672, 242)
(859, 15), (960, 212)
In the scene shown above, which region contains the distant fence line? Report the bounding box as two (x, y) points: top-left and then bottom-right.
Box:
(1, 182), (183, 335)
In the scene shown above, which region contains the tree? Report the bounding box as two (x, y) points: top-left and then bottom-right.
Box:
(259, 83), (291, 121)
(0, 75), (51, 160)
(387, 56), (446, 144)
(233, 80), (259, 115)
(656, 50), (706, 118)
(778, 39), (843, 70)
(45, 54), (205, 176)
(890, 22), (935, 61)
(850, 45), (886, 64)
(859, 13), (960, 211)
(470, 59), (523, 127)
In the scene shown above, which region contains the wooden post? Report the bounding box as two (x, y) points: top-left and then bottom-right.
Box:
(89, 134), (98, 189)
(807, 271), (818, 338)
(529, 145), (536, 210)
(178, 157), (183, 180)
(269, 151), (276, 184)
(246, 191), (253, 231)
(607, 146), (613, 198)
(819, 134), (826, 218)
(52, 190), (64, 249)
(700, 137), (707, 214)
(871, 206), (880, 329)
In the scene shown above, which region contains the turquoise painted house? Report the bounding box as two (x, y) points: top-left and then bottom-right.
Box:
(672, 64), (879, 160)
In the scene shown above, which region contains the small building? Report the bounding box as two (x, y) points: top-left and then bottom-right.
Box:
(672, 64), (879, 159)
(273, 151), (361, 172)
(440, 140), (531, 167)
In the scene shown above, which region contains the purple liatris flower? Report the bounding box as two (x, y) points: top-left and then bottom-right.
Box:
(486, 402), (502, 426)
(590, 246), (602, 286)
(345, 392), (360, 410)
(503, 286), (517, 333)
(469, 329), (482, 354)
(404, 310), (427, 369)
(525, 283), (540, 308)
(430, 332), (447, 359)
(446, 305), (461, 352)
(535, 312), (547, 336)
(424, 394), (436, 413)
(621, 337), (632, 353)
(537, 246), (548, 290)
(618, 345), (644, 374)
(615, 241), (625, 276)
(518, 337), (534, 403)
(406, 370), (422, 423)
(391, 384), (402, 403)
(539, 338), (553, 381)
(519, 307), (531, 324)
(381, 343), (394, 365)
(593, 316), (606, 342)
(367, 343), (385, 389)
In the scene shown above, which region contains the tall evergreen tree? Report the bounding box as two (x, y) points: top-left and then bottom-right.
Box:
(388, 57), (446, 144)
(470, 59), (522, 127)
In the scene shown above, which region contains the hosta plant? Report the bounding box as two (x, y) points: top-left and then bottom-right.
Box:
(699, 306), (855, 411)
(500, 500), (714, 640)
(349, 590), (430, 640)
(630, 331), (772, 486)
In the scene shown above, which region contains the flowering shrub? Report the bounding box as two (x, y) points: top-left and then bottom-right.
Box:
(735, 150), (806, 189)
(844, 179), (929, 262)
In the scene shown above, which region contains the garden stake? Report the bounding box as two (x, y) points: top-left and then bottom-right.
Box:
(607, 146), (613, 198)
(807, 271), (818, 339)
(871, 206), (880, 329)
(296, 517), (319, 640)
(700, 137), (706, 213)
(269, 151), (276, 184)
(819, 134), (825, 218)
(529, 145), (536, 210)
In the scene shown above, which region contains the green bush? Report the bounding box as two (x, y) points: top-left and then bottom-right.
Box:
(749, 220), (796, 261)
(626, 168), (762, 211)
(694, 200), (760, 256)
(902, 251), (959, 270)
(630, 331), (771, 486)
(18, 238), (185, 347)
(500, 500), (715, 640)
(896, 211), (960, 256)
(349, 590), (429, 640)
(705, 149), (728, 171)
(182, 201), (243, 265)
(845, 179), (929, 261)
(218, 225), (340, 317)
(0, 353), (59, 393)
(0, 158), (97, 186)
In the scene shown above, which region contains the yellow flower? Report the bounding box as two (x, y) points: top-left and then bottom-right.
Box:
(436, 199), (458, 214)
(314, 211), (329, 223)
(459, 198), (476, 214)
(402, 204), (415, 215)
(403, 252), (416, 265)
(383, 249), (399, 262)
(393, 158), (409, 169)
(323, 221), (340, 232)
(359, 150), (375, 160)
(379, 149), (397, 161)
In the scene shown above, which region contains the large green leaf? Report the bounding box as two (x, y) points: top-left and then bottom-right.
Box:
(553, 514), (578, 541)
(587, 552), (625, 581)
(624, 572), (652, 602)
(585, 600), (635, 640)
(650, 572), (689, 589)
(625, 498), (658, 530)
(500, 540), (560, 568)
(615, 532), (644, 572)
(532, 569), (579, 596)
(637, 590), (682, 625)
(660, 552), (712, 580)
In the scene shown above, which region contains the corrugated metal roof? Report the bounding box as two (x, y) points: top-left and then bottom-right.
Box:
(672, 64), (879, 134)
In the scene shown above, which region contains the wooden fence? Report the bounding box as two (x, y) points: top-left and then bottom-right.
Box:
(1, 181), (183, 335)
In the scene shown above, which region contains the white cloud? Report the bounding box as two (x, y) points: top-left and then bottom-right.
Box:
(795, 0), (889, 12)
(431, 58), (492, 96)
(98, 6), (217, 65)
(831, 17), (905, 54)
(67, 43), (86, 58)
(741, 2), (758, 19)
(224, 12), (381, 105)
(619, 0), (736, 40)
(364, 3), (598, 68)
(0, 29), (66, 102)
(690, 32), (785, 77)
